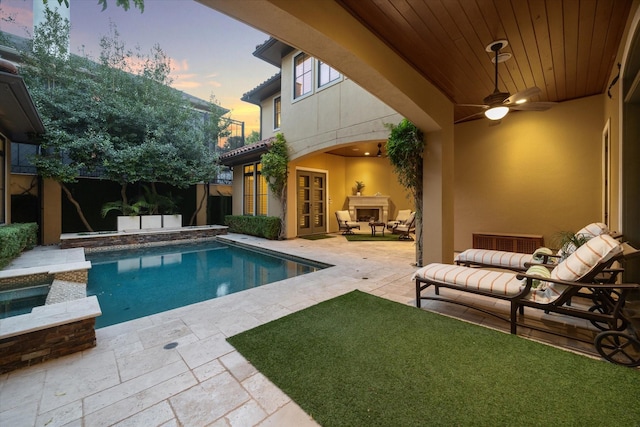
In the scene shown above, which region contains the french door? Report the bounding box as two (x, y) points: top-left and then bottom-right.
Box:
(296, 170), (327, 236)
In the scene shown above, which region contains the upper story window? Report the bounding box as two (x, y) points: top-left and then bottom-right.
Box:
(318, 61), (341, 87)
(294, 52), (313, 99)
(274, 96), (281, 130)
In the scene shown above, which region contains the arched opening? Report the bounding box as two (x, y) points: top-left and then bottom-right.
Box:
(622, 16), (640, 282)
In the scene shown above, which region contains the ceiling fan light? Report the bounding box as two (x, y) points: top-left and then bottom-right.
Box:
(485, 106), (509, 120)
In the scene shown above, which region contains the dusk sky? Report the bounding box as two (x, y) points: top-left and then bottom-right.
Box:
(0, 0), (279, 135)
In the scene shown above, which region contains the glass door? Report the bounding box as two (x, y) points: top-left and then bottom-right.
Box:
(296, 170), (326, 236)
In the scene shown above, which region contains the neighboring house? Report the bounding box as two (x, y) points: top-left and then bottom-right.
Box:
(220, 38), (410, 238)
(0, 58), (45, 228)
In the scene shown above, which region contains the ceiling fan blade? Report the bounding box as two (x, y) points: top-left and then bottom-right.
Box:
(454, 111), (486, 124)
(456, 104), (489, 109)
(510, 101), (557, 111)
(504, 87), (541, 105)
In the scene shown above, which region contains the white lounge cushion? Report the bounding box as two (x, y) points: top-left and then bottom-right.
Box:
(335, 210), (352, 223)
(558, 222), (610, 258)
(387, 209), (412, 228)
(413, 264), (523, 296)
(576, 222), (609, 239)
(455, 249), (533, 270)
(551, 234), (621, 282)
(524, 235), (620, 302)
(414, 263), (566, 304)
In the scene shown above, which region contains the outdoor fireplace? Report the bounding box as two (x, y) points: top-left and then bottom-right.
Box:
(348, 195), (390, 223)
(356, 208), (379, 222)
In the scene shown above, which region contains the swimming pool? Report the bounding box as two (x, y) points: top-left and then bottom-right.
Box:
(86, 240), (327, 328)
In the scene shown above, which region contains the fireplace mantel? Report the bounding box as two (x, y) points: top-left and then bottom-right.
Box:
(348, 195), (390, 223)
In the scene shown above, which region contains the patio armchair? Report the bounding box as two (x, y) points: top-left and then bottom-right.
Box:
(455, 222), (612, 271)
(335, 210), (360, 235)
(387, 209), (412, 230)
(414, 234), (640, 366)
(392, 211), (416, 240)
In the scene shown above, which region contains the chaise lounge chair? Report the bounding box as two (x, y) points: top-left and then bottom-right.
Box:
(455, 222), (611, 271)
(335, 210), (360, 235)
(387, 209), (412, 230)
(392, 211), (416, 240)
(414, 234), (640, 366)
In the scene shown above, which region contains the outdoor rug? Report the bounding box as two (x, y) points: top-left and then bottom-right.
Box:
(344, 233), (411, 242)
(227, 290), (640, 426)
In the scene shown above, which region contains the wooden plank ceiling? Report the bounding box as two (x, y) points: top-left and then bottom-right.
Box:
(336, 0), (632, 123)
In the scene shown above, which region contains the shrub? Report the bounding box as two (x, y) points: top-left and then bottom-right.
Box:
(0, 223), (39, 269)
(224, 215), (281, 240)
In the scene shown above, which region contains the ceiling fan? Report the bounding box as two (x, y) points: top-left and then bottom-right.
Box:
(456, 40), (556, 123)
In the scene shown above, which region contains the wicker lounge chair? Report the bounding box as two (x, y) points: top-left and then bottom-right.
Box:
(414, 234), (640, 366)
(455, 222), (611, 271)
(335, 210), (360, 235)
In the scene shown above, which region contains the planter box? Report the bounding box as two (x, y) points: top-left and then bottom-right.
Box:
(117, 216), (140, 232)
(162, 214), (182, 229)
(141, 215), (162, 229)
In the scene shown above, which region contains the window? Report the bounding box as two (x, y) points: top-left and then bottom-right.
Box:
(243, 165), (254, 215)
(274, 96), (281, 129)
(243, 162), (267, 216)
(294, 53), (312, 99)
(318, 61), (341, 87)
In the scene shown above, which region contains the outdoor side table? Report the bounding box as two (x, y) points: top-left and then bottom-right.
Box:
(369, 222), (385, 236)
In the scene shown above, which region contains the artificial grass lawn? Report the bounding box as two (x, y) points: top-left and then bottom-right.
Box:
(228, 290), (640, 426)
(299, 234), (337, 240)
(344, 233), (411, 242)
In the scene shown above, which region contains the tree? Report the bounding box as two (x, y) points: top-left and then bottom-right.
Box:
(246, 130), (261, 144)
(385, 119), (424, 266)
(47, 0), (145, 12)
(21, 8), (224, 231)
(222, 136), (245, 153)
(261, 134), (289, 239)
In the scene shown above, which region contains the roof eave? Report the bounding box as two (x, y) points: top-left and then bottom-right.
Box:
(219, 138), (274, 167)
(0, 70), (45, 144)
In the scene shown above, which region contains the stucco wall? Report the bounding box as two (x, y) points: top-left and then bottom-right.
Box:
(270, 50), (403, 162)
(454, 95), (605, 251)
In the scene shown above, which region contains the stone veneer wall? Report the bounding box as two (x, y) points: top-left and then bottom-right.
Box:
(0, 318), (96, 374)
(0, 272), (52, 289)
(54, 269), (88, 283)
(60, 226), (227, 250)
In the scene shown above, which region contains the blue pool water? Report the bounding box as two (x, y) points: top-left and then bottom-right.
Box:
(86, 240), (326, 328)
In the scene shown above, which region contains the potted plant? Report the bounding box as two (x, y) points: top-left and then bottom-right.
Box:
(553, 230), (590, 259)
(355, 181), (365, 196)
(101, 200), (148, 231)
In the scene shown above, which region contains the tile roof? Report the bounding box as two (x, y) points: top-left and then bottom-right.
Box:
(218, 137), (275, 166)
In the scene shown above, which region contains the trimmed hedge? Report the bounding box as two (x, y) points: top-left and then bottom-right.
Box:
(224, 215), (281, 240)
(0, 222), (39, 269)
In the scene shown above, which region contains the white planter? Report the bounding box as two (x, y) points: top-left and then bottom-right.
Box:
(141, 215), (162, 229)
(117, 216), (140, 232)
(162, 214), (182, 229)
